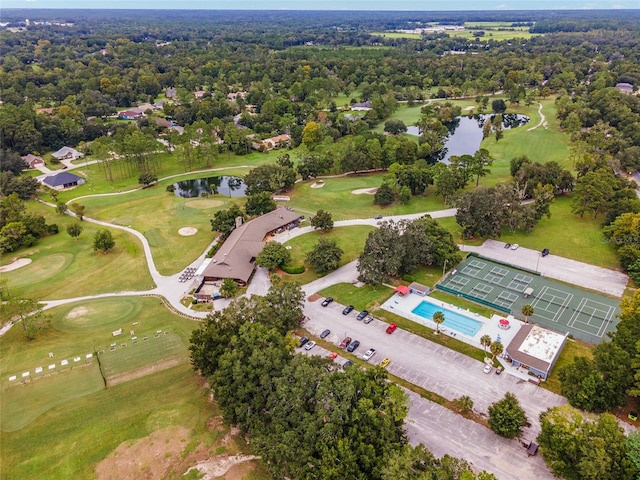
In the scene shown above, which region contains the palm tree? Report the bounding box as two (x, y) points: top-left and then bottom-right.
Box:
(521, 304), (534, 323)
(480, 335), (492, 355)
(490, 340), (504, 360)
(433, 311), (445, 334)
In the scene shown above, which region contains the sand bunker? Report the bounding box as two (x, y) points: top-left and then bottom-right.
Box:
(310, 181), (325, 189)
(463, 106), (475, 111)
(352, 188), (378, 195)
(0, 258), (32, 272)
(185, 199), (224, 209)
(178, 227), (198, 236)
(66, 306), (89, 319)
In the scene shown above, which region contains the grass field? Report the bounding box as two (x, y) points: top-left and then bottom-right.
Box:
(0, 202), (152, 300)
(0, 296), (268, 480)
(319, 282), (396, 312)
(281, 225), (374, 284)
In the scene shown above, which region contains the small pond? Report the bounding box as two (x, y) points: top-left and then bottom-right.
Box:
(173, 175), (246, 198)
(406, 113), (529, 163)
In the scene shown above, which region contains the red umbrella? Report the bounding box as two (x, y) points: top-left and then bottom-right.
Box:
(499, 319), (510, 326)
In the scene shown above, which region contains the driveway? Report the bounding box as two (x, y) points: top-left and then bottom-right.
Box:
(463, 239), (628, 298)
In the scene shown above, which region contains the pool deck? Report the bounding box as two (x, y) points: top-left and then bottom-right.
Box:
(381, 292), (533, 381)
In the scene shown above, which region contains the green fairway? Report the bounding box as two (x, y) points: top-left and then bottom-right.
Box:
(282, 225), (374, 284)
(0, 297), (228, 479)
(0, 203), (152, 300)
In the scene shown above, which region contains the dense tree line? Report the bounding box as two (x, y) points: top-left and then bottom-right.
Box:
(0, 193), (58, 253)
(189, 281), (495, 479)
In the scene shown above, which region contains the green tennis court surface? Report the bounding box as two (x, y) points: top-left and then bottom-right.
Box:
(437, 254), (620, 344)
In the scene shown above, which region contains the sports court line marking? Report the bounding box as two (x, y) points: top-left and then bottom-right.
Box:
(490, 266), (509, 276)
(484, 272), (507, 285)
(568, 298), (616, 338)
(470, 282), (494, 299)
(531, 286), (573, 322)
(495, 290), (518, 308)
(461, 266), (482, 277)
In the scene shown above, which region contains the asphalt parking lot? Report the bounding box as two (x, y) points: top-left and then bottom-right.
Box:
(303, 298), (567, 479)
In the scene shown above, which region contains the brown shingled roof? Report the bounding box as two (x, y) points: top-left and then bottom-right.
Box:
(203, 207), (301, 283)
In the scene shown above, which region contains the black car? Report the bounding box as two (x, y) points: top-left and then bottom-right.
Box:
(321, 297), (334, 307)
(356, 310), (369, 321)
(342, 305), (354, 315)
(299, 336), (309, 348)
(374, 215), (383, 220)
(342, 360), (354, 369)
(504, 243), (512, 249)
(346, 340), (360, 352)
(320, 329), (331, 339)
(541, 248), (550, 257)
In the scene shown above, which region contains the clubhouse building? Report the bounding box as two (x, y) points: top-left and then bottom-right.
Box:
(194, 207), (301, 299)
(505, 324), (568, 380)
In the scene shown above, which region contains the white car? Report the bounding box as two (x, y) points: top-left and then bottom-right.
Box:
(304, 341), (316, 351)
(483, 364), (493, 374)
(362, 348), (376, 361)
(510, 243), (520, 250)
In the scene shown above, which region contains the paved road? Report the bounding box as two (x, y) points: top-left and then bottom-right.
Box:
(303, 299), (567, 439)
(296, 322), (556, 480)
(463, 239), (628, 298)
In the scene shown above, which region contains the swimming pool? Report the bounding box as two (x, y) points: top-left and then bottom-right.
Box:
(412, 300), (483, 337)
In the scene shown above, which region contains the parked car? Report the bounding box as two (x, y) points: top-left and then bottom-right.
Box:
(321, 297), (334, 307)
(320, 329), (331, 339)
(342, 360), (354, 369)
(363, 315), (374, 324)
(510, 243), (520, 250)
(304, 341), (316, 351)
(504, 243), (512, 249)
(495, 366), (503, 375)
(299, 336), (310, 348)
(339, 337), (352, 349)
(379, 358), (390, 369)
(328, 352), (338, 360)
(541, 248), (550, 257)
(356, 310), (369, 321)
(374, 215), (383, 219)
(385, 323), (397, 334)
(362, 348), (376, 361)
(342, 305), (354, 315)
(483, 364), (493, 374)
(346, 340), (360, 352)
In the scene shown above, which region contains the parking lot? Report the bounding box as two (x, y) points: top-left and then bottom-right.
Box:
(303, 297), (566, 479)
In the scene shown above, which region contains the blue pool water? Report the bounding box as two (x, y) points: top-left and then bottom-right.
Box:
(412, 301), (483, 337)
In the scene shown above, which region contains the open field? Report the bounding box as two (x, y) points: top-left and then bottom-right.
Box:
(0, 297), (271, 480)
(0, 202), (152, 300)
(281, 225), (374, 284)
(319, 282), (395, 313)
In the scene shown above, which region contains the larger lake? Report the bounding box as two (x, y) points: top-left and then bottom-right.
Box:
(173, 176), (246, 198)
(406, 113), (529, 163)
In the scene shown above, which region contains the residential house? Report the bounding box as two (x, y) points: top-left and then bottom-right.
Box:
(42, 172), (85, 190)
(351, 101), (372, 111)
(615, 82), (634, 94)
(194, 90), (207, 99)
(21, 154), (44, 169)
(166, 88), (177, 99)
(52, 146), (83, 161)
(227, 91), (247, 101)
(118, 110), (143, 120)
(251, 134), (291, 152)
(36, 107), (55, 115)
(198, 208), (301, 294)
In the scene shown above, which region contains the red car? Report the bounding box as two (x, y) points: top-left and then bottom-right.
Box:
(385, 323), (397, 334)
(339, 337), (352, 349)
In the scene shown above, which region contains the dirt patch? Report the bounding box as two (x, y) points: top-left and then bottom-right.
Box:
(178, 227), (198, 236)
(352, 187), (378, 195)
(308, 293), (322, 302)
(185, 199), (224, 209)
(310, 180), (325, 189)
(0, 258), (32, 272)
(107, 359), (181, 387)
(184, 455), (260, 480)
(95, 426), (190, 480)
(463, 106), (475, 111)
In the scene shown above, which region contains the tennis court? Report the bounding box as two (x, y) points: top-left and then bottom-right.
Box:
(437, 254), (620, 344)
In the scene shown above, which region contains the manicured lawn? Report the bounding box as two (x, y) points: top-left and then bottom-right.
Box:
(319, 282), (396, 312)
(0, 297), (254, 480)
(288, 175), (445, 220)
(499, 195), (619, 269)
(0, 202), (152, 300)
(544, 338), (594, 394)
(281, 225), (374, 284)
(79, 185), (236, 275)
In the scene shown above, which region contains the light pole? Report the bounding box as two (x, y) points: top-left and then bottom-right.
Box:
(442, 258), (449, 278)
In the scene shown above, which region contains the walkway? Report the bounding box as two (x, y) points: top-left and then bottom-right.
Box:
(527, 102), (547, 131)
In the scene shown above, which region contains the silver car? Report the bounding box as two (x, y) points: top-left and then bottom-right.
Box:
(362, 348), (376, 361)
